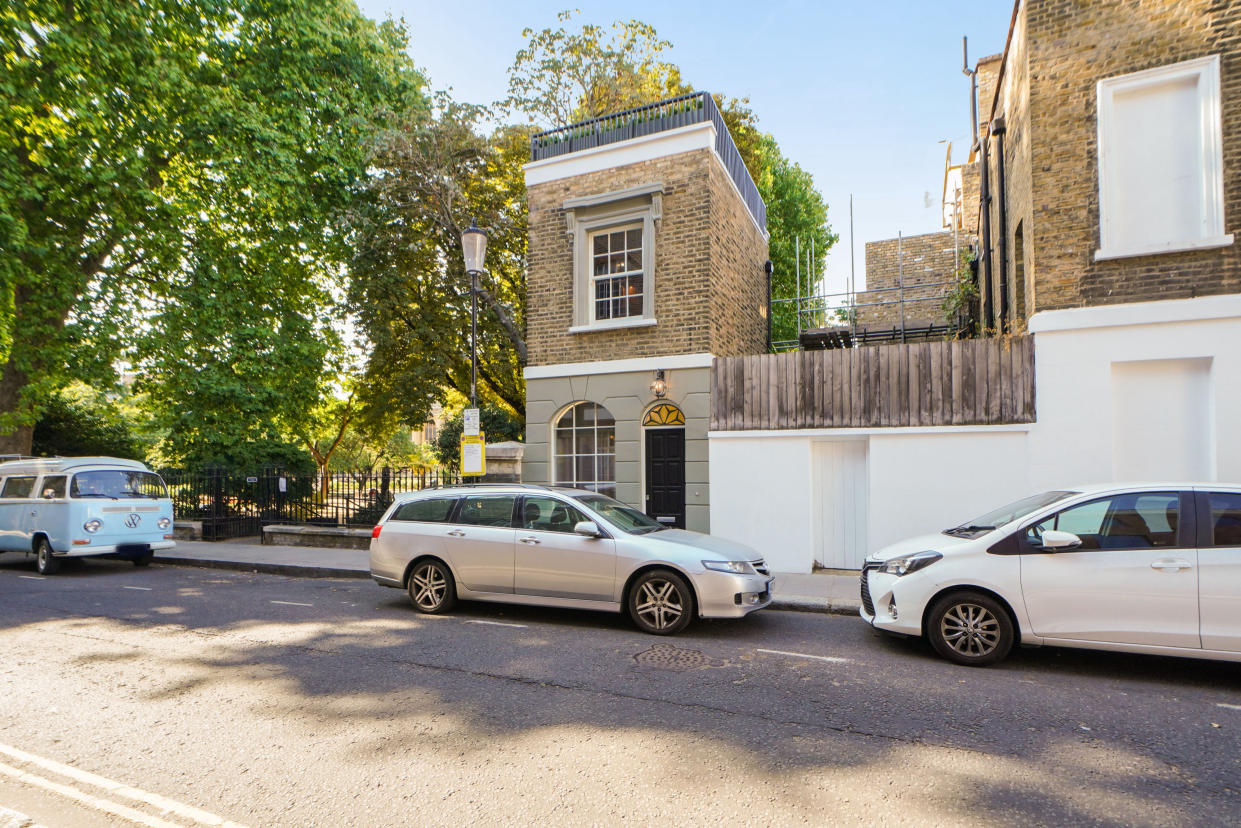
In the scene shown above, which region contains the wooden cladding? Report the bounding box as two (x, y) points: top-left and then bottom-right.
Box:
(710, 336), (1036, 431)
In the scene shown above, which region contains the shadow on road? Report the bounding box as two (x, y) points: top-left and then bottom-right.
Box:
(3, 557), (1239, 825)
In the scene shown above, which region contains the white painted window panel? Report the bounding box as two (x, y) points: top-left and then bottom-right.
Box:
(1096, 55), (1230, 259)
(1109, 76), (1202, 251)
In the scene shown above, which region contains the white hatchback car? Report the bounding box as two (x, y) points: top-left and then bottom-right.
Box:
(861, 483), (1241, 666)
(370, 485), (773, 635)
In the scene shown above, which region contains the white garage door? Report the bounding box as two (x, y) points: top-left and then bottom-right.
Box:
(812, 440), (869, 570)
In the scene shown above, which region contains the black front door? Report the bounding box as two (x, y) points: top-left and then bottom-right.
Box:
(645, 428), (686, 529)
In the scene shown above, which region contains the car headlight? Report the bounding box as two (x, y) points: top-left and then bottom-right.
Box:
(702, 560), (753, 574)
(157, 517), (172, 529)
(879, 550), (942, 576)
(83, 519), (102, 534)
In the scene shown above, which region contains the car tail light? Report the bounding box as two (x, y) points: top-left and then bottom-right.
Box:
(371, 525), (382, 539)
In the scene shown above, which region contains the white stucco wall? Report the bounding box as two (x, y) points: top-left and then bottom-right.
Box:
(710, 427), (1031, 573)
(1026, 294), (1241, 489)
(709, 294), (1241, 573)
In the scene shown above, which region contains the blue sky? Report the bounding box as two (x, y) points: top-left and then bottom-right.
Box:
(356, 0), (1016, 294)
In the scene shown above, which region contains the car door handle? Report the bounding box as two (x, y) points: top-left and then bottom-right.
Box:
(1151, 558), (1192, 571)
(446, 530), (466, 537)
(518, 536), (541, 545)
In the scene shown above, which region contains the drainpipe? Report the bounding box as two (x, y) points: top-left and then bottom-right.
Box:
(991, 116), (1009, 333)
(978, 124), (995, 333)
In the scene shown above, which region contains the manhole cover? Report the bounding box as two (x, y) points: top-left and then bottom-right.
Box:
(633, 643), (726, 672)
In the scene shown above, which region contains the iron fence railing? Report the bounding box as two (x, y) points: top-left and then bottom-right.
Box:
(159, 467), (462, 539)
(529, 91), (767, 231)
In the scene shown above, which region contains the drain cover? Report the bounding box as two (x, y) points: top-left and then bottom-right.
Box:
(633, 643), (726, 672)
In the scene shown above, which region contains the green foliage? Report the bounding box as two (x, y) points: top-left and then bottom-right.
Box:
(32, 393), (148, 461)
(507, 10), (685, 127)
(755, 134), (838, 346)
(0, 0), (424, 454)
(434, 407), (525, 473)
(345, 100), (529, 426)
(173, 437), (316, 477)
(942, 248), (979, 329)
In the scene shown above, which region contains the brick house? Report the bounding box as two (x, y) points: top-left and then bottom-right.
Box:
(973, 0), (1239, 331)
(710, 0), (1241, 573)
(521, 93), (769, 531)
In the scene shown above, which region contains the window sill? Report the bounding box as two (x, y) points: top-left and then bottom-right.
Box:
(1094, 234), (1234, 261)
(569, 318), (657, 334)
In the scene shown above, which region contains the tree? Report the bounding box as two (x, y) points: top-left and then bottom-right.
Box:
(346, 101), (529, 423)
(0, 0), (423, 454)
(32, 391), (148, 460)
(754, 134), (838, 346)
(507, 11), (685, 127)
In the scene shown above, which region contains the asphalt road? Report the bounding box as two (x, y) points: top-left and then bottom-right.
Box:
(1, 556), (1239, 827)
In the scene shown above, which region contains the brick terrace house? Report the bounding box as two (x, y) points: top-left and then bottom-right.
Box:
(709, 0), (1241, 573)
(521, 93), (769, 531)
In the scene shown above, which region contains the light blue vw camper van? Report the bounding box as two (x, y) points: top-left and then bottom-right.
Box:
(0, 457), (176, 575)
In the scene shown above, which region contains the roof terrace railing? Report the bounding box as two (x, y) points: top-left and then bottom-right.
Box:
(530, 91), (767, 231)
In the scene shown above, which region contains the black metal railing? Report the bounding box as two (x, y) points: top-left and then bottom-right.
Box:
(159, 467), (463, 539)
(529, 91), (767, 231)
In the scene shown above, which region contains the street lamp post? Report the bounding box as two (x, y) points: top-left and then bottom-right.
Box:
(460, 220), (488, 409)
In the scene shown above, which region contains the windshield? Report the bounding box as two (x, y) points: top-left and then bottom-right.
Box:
(946, 490), (1076, 536)
(71, 470), (168, 499)
(570, 493), (666, 535)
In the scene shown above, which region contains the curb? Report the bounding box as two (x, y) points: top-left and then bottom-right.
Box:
(771, 599), (861, 617)
(152, 556), (369, 580)
(154, 556), (862, 614)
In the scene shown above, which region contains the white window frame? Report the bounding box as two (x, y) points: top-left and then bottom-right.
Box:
(584, 221), (648, 327)
(551, 401), (617, 498)
(1096, 55), (1232, 261)
(564, 188), (659, 333)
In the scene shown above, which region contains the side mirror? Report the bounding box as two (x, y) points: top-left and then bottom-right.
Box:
(1039, 529), (1082, 550)
(573, 520), (601, 538)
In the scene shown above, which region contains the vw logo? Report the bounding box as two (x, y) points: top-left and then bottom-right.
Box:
(125, 513), (142, 529)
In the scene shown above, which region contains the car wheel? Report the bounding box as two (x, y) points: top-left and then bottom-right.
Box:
(628, 569), (694, 636)
(35, 538), (61, 576)
(407, 559), (456, 614)
(133, 551), (154, 567)
(927, 591), (1014, 666)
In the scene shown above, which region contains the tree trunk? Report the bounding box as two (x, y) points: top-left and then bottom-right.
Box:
(0, 359), (34, 456)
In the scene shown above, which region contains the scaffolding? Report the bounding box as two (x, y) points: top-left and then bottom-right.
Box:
(771, 203), (967, 351)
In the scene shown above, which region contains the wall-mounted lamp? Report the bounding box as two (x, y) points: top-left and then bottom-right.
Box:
(651, 369), (667, 398)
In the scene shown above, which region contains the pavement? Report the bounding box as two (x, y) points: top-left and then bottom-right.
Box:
(154, 539), (864, 615)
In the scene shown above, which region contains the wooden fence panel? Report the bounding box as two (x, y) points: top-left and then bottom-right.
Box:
(710, 336), (1037, 431)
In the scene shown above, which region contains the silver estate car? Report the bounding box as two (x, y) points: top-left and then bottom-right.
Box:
(369, 484), (773, 635)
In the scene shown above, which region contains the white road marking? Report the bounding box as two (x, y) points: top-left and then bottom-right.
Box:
(269, 601), (313, 607)
(1217, 703), (1241, 711)
(123, 586), (154, 591)
(466, 620), (528, 628)
(0, 742), (247, 827)
(18, 576), (45, 581)
(756, 648), (850, 664)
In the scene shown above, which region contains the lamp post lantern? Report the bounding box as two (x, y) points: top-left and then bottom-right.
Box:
(460, 219), (488, 409)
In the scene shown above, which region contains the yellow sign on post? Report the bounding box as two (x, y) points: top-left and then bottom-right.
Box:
(461, 432), (486, 476)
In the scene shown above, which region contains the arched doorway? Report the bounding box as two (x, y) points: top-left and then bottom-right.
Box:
(643, 402), (686, 528)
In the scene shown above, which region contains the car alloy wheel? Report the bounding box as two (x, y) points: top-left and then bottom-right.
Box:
(940, 603), (1000, 657)
(35, 539), (60, 576)
(629, 569), (693, 635)
(927, 591), (1014, 666)
(407, 559), (456, 614)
